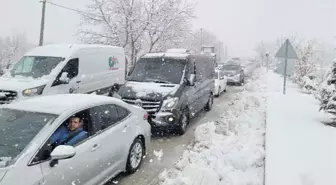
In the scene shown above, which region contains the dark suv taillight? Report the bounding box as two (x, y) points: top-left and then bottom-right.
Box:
(144, 113), (149, 120)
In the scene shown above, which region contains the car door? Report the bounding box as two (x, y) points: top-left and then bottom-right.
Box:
(88, 104), (133, 183)
(220, 71), (226, 90)
(184, 60), (200, 115)
(37, 109), (103, 185)
(45, 58), (81, 95)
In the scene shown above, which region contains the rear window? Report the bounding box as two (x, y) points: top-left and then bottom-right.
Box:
(223, 65), (240, 70)
(0, 109), (57, 168)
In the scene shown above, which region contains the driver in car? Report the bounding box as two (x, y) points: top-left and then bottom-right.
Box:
(50, 117), (88, 146)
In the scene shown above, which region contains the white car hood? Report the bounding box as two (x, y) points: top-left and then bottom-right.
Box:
(0, 168), (8, 182)
(0, 77), (48, 92)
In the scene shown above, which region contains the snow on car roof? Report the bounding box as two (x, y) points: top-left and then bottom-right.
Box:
(25, 44), (123, 58)
(143, 53), (189, 59)
(1, 94), (119, 115)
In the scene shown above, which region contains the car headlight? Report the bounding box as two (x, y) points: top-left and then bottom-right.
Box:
(162, 97), (179, 109)
(22, 85), (46, 97)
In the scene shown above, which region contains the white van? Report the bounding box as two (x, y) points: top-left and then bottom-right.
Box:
(0, 44), (126, 104)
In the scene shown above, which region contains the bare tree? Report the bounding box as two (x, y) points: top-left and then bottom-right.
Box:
(143, 0), (194, 53)
(78, 0), (195, 67)
(0, 34), (28, 74)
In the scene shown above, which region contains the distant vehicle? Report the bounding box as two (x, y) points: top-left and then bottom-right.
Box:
(221, 64), (245, 85)
(217, 62), (226, 69)
(214, 69), (227, 96)
(0, 44), (126, 104)
(0, 94), (150, 185)
(118, 49), (215, 135)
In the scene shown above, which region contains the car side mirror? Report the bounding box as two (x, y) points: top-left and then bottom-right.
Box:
(188, 74), (196, 86)
(50, 145), (76, 161)
(59, 72), (70, 84)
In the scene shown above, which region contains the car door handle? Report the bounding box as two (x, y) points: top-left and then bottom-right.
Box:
(91, 144), (101, 152)
(76, 80), (81, 83)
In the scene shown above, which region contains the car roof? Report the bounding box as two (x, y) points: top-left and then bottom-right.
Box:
(142, 52), (190, 59)
(1, 94), (120, 115)
(25, 44), (124, 58)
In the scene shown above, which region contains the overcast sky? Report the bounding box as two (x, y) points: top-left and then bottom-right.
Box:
(0, 0), (335, 57)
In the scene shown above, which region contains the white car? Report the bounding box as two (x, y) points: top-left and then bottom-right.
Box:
(0, 94), (151, 185)
(214, 70), (227, 96)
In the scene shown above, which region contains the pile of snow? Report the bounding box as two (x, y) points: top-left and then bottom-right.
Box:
(159, 69), (267, 185)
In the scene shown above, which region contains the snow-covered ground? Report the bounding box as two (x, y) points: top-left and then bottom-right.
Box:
(159, 69), (267, 185)
(265, 72), (336, 185)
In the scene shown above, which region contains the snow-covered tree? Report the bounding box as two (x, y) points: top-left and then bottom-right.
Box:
(293, 39), (319, 84)
(0, 34), (29, 74)
(319, 59), (336, 115)
(78, 0), (195, 66)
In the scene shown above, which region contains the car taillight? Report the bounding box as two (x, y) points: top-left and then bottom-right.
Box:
(144, 113), (149, 120)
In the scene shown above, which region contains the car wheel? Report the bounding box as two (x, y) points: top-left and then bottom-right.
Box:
(177, 108), (189, 135)
(224, 85), (227, 92)
(126, 138), (144, 174)
(204, 93), (214, 111)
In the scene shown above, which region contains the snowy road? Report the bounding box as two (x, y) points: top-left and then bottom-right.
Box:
(110, 85), (246, 185)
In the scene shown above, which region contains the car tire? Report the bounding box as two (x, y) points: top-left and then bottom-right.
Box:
(125, 138), (145, 174)
(224, 85), (227, 92)
(177, 108), (190, 135)
(204, 93), (214, 111)
(238, 76), (243, 86)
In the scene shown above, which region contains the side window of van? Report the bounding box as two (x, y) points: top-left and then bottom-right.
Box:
(52, 58), (79, 86)
(63, 58), (79, 79)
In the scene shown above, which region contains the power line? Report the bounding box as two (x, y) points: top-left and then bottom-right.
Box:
(38, 0), (99, 45)
(47, 1), (101, 20)
(47, 1), (90, 17)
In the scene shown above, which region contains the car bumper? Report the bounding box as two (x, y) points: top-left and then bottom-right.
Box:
(148, 110), (182, 130)
(226, 76), (240, 83)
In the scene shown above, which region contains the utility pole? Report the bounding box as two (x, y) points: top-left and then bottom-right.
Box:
(200, 28), (204, 46)
(283, 40), (289, 94)
(39, 0), (47, 46)
(265, 52), (269, 72)
(224, 46), (228, 60)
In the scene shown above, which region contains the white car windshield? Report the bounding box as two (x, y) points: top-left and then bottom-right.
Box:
(10, 56), (64, 78)
(0, 108), (57, 168)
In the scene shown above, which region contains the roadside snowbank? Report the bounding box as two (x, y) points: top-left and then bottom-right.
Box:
(159, 69), (267, 185)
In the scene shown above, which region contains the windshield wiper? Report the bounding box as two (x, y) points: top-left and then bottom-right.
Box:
(146, 79), (171, 84)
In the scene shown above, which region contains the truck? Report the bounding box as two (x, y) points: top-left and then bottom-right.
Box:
(201, 45), (217, 67)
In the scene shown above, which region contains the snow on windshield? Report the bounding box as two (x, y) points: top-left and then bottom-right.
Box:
(0, 157), (11, 168)
(9, 56), (64, 79)
(0, 109), (57, 168)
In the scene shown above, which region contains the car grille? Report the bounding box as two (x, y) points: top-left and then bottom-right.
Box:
(0, 90), (17, 104)
(122, 98), (161, 113)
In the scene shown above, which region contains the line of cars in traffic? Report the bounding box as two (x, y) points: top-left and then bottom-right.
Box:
(0, 44), (255, 184)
